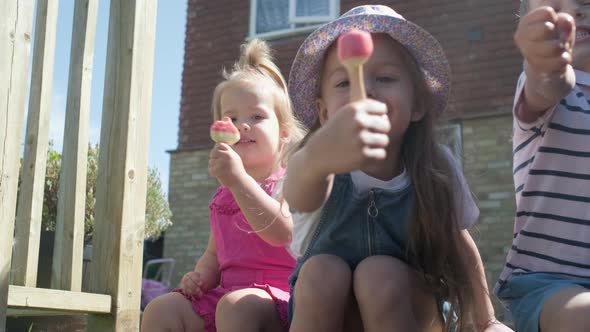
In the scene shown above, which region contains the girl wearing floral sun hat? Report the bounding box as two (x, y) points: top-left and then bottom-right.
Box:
(283, 5), (513, 332)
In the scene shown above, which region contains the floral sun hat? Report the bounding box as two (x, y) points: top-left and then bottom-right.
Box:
(288, 5), (451, 128)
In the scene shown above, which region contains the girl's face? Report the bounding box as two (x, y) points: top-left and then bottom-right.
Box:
(530, 0), (590, 71)
(220, 80), (287, 170)
(317, 34), (421, 147)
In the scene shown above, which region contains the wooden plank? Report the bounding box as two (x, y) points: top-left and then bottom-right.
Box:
(8, 309), (84, 317)
(7, 285), (111, 314)
(13, 0), (59, 288)
(87, 0), (157, 330)
(52, 0), (99, 292)
(0, 1), (35, 329)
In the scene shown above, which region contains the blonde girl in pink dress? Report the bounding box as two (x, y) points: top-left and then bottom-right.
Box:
(141, 39), (306, 332)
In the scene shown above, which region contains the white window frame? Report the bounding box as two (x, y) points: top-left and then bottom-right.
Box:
(249, 0), (339, 39)
(288, 0), (336, 24)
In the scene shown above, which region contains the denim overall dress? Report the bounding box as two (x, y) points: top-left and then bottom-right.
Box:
(288, 172), (414, 317)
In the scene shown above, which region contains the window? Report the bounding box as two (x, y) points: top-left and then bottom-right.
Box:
(250, 0), (339, 39)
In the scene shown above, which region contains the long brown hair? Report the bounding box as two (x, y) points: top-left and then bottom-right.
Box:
(293, 37), (475, 331)
(399, 43), (474, 332)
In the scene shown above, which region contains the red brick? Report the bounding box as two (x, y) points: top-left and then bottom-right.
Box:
(177, 0), (522, 150)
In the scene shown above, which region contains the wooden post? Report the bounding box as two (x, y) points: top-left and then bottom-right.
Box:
(12, 0), (59, 289)
(52, 0), (99, 292)
(0, 1), (33, 331)
(0, 1), (35, 330)
(87, 0), (157, 330)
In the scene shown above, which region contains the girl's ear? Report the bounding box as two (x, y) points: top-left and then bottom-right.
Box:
(317, 98), (329, 125)
(279, 126), (290, 144)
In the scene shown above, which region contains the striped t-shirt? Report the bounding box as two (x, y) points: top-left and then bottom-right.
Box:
(497, 69), (590, 289)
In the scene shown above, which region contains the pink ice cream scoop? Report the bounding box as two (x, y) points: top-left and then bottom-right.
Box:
(337, 29), (374, 102)
(210, 116), (240, 145)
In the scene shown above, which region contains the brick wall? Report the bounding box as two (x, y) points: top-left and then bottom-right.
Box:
(168, 0), (523, 317)
(178, 0), (303, 150)
(178, 0), (522, 151)
(165, 150), (218, 286)
(338, 0), (522, 120)
(463, 114), (515, 319)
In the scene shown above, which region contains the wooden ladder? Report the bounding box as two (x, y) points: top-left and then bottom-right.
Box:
(1, 0), (157, 330)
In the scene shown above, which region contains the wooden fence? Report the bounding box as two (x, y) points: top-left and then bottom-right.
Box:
(1, 0), (157, 330)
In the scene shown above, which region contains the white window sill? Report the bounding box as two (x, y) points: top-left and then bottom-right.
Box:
(248, 24), (323, 41)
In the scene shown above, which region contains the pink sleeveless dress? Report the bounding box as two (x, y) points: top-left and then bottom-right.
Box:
(175, 169), (294, 331)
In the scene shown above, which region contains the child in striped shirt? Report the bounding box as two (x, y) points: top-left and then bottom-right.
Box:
(496, 1), (590, 331)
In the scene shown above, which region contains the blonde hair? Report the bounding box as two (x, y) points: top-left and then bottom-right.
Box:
(211, 39), (306, 157)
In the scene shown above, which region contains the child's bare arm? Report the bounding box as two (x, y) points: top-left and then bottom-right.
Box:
(209, 143), (293, 246)
(227, 173), (294, 247)
(457, 230), (513, 332)
(515, 6), (576, 121)
(194, 234), (219, 276)
(285, 100), (389, 212)
(181, 234), (219, 297)
(283, 146), (334, 213)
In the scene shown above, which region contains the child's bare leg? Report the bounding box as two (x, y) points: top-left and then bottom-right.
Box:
(343, 293), (364, 332)
(215, 288), (283, 332)
(141, 292), (205, 332)
(540, 288), (590, 332)
(353, 255), (442, 332)
(289, 254), (352, 332)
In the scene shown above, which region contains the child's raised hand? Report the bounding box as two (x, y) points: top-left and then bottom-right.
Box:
(208, 143), (246, 188)
(306, 99), (390, 176)
(180, 271), (214, 298)
(515, 6), (575, 75)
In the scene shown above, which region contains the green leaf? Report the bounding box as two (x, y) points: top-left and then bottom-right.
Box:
(31, 144), (173, 241)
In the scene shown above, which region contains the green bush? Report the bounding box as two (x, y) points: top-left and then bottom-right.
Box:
(40, 143), (172, 242)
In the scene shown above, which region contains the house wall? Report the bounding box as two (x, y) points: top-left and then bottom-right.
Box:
(165, 150), (217, 284)
(167, 0), (523, 319)
(463, 114), (516, 318)
(177, 0), (522, 151)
